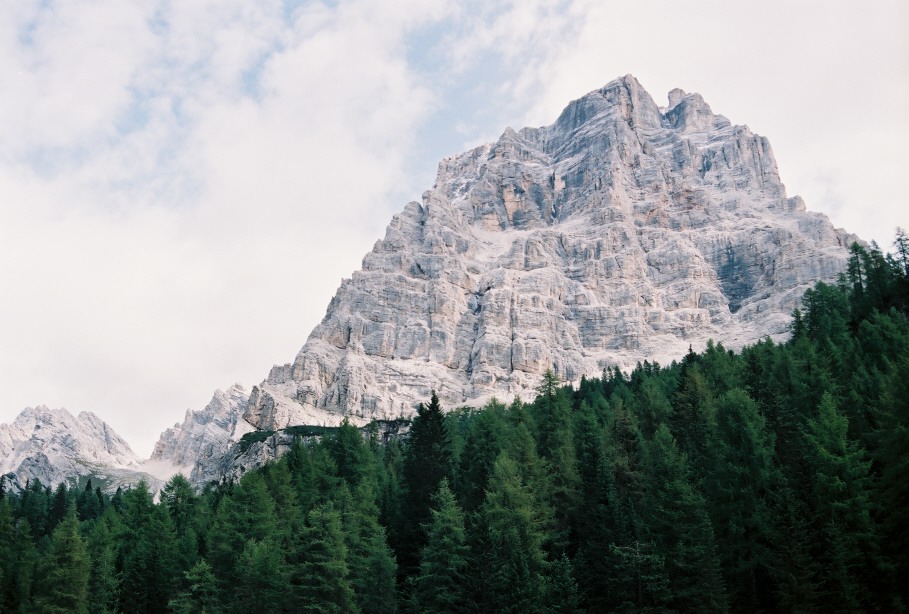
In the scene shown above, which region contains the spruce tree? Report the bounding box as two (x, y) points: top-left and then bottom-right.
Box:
(207, 472), (280, 594)
(476, 454), (549, 614)
(291, 503), (358, 613)
(705, 388), (778, 609)
(413, 479), (470, 613)
(399, 391), (451, 573)
(34, 506), (90, 614)
(168, 560), (221, 614)
(805, 392), (878, 610)
(643, 425), (727, 612)
(335, 481), (397, 614)
(86, 511), (120, 614)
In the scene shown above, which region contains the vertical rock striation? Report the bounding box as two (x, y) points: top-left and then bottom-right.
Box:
(243, 75), (855, 430)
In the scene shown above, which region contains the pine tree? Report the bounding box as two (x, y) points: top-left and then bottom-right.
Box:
(86, 511), (121, 614)
(327, 419), (373, 486)
(413, 479), (470, 613)
(160, 473), (202, 581)
(805, 392), (878, 610)
(76, 479), (101, 521)
(207, 471), (280, 594)
(607, 540), (671, 612)
(34, 506), (90, 614)
(335, 481), (397, 614)
(168, 560), (221, 614)
(233, 538), (287, 613)
(643, 425), (727, 612)
(875, 356), (909, 604)
(705, 388), (778, 609)
(544, 554), (582, 613)
(476, 454), (549, 614)
(671, 363), (716, 478)
(457, 400), (507, 512)
(119, 481), (179, 614)
(291, 503), (359, 613)
(0, 499), (37, 612)
(398, 391), (452, 573)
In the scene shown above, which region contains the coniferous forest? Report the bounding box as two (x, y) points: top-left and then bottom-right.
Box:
(2, 236), (909, 613)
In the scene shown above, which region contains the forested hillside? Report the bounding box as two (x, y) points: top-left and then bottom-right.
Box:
(2, 236), (908, 613)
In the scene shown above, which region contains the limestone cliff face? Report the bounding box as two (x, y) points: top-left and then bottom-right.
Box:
(0, 406), (158, 493)
(148, 384), (254, 486)
(246, 75), (855, 430)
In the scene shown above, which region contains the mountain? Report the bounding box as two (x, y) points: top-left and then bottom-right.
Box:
(6, 75), (859, 489)
(148, 384), (255, 485)
(0, 406), (159, 493)
(244, 74), (855, 432)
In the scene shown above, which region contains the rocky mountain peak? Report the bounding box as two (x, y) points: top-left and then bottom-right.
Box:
(148, 385), (254, 485)
(0, 405), (153, 492)
(238, 75), (855, 433)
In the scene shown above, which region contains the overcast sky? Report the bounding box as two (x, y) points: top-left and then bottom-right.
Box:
(1, 0), (906, 456)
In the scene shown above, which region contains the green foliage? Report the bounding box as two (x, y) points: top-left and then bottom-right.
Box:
(294, 503), (358, 613)
(34, 506), (90, 614)
(643, 425), (727, 612)
(237, 429), (275, 452)
(397, 390), (452, 573)
(169, 559), (220, 614)
(413, 479), (469, 613)
(476, 454), (549, 613)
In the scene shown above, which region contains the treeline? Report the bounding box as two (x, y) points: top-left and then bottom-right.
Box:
(1, 236), (908, 613)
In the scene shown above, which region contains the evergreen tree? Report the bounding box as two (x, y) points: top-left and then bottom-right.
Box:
(805, 392), (878, 610)
(335, 482), (397, 614)
(0, 500), (37, 612)
(643, 425), (727, 612)
(233, 538), (287, 613)
(34, 506), (90, 614)
(86, 511), (120, 614)
(207, 472), (279, 594)
(20, 478), (49, 540)
(398, 391), (452, 573)
(168, 560), (221, 614)
(544, 554), (582, 614)
(160, 473), (202, 580)
(671, 362), (716, 478)
(476, 454), (548, 614)
(457, 400), (507, 512)
(705, 388), (777, 609)
(327, 419), (373, 486)
(291, 502), (358, 613)
(76, 479), (102, 521)
(413, 479), (470, 613)
(607, 540), (671, 612)
(875, 356), (909, 604)
(119, 481), (179, 614)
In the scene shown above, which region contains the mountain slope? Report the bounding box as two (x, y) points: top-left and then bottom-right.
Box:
(148, 384), (254, 485)
(245, 75), (855, 431)
(0, 406), (159, 492)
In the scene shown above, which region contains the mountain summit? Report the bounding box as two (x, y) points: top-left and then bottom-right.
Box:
(0, 406), (159, 492)
(243, 75), (854, 431)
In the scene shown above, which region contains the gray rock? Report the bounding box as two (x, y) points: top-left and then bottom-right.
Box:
(0, 406), (160, 493)
(245, 75), (856, 431)
(147, 384), (254, 486)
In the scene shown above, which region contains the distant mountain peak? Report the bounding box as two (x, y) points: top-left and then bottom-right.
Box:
(0, 405), (156, 492)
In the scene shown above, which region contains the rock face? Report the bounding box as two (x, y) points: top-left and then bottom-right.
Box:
(148, 384), (254, 486)
(245, 75), (856, 431)
(0, 406), (156, 492)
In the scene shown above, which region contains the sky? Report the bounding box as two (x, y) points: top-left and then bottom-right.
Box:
(1, 0), (906, 456)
